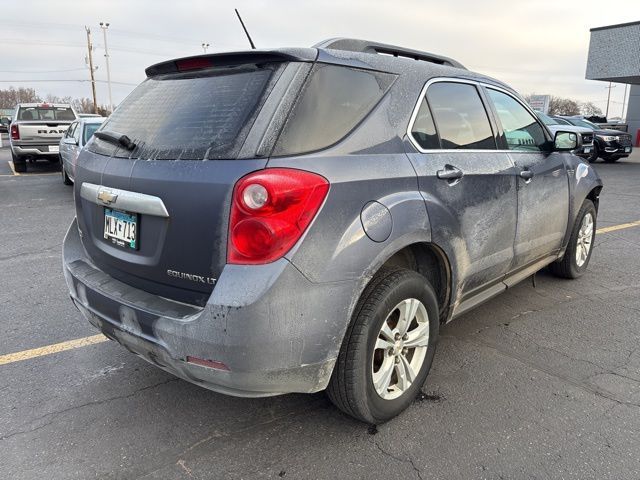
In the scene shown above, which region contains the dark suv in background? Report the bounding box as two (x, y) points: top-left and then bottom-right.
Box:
(63, 38), (602, 423)
(554, 116), (633, 163)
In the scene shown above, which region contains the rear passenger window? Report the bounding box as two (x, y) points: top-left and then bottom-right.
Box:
(427, 82), (495, 150)
(486, 89), (547, 151)
(410, 98), (439, 149)
(272, 64), (396, 156)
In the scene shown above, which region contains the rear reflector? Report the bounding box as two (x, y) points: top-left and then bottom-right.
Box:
(176, 57), (213, 71)
(186, 356), (230, 371)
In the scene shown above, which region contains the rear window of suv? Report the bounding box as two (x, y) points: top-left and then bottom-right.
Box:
(18, 106), (75, 121)
(89, 64), (280, 160)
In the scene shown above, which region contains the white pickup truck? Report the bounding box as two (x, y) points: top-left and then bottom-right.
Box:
(9, 103), (77, 173)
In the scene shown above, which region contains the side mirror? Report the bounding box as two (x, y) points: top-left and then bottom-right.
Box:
(63, 137), (78, 146)
(554, 131), (581, 151)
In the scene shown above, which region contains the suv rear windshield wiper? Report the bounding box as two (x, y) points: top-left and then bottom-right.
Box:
(94, 130), (136, 151)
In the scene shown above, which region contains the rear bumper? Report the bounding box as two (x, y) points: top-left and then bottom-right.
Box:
(63, 218), (355, 397)
(11, 143), (59, 157)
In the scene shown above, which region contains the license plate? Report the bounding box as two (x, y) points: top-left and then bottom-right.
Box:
(49, 145), (59, 153)
(625, 147), (631, 153)
(584, 147), (591, 154)
(104, 208), (138, 249)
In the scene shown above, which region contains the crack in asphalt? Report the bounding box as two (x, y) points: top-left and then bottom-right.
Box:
(446, 334), (640, 409)
(0, 243), (62, 263)
(0, 378), (178, 441)
(133, 398), (331, 480)
(373, 440), (424, 480)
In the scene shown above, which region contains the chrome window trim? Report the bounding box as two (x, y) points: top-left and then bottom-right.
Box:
(406, 77), (549, 154)
(80, 182), (170, 218)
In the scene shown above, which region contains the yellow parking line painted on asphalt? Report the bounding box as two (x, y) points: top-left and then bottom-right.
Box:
(3, 161), (61, 177)
(0, 334), (109, 366)
(597, 221), (640, 234)
(7, 160), (19, 176)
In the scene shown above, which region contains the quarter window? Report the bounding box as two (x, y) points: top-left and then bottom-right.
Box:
(273, 65), (396, 156)
(72, 123), (81, 143)
(410, 98), (439, 149)
(426, 82), (495, 150)
(486, 89), (547, 151)
(67, 123), (77, 139)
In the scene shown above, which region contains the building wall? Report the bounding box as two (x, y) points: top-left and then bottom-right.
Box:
(586, 22), (640, 84)
(628, 85), (640, 145)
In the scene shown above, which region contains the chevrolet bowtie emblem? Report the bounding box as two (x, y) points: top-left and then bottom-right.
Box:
(97, 189), (118, 204)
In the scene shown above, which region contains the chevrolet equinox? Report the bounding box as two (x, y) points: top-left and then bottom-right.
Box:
(63, 38), (603, 423)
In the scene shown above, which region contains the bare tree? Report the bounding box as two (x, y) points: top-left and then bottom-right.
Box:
(548, 96), (580, 116)
(0, 87), (41, 109)
(0, 87), (111, 116)
(579, 102), (603, 117)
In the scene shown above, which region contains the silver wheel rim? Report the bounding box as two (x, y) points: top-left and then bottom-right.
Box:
(575, 212), (594, 267)
(371, 298), (430, 400)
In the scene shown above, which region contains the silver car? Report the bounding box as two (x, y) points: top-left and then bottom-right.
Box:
(59, 117), (105, 185)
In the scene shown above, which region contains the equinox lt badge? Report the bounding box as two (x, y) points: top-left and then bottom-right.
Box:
(167, 269), (216, 285)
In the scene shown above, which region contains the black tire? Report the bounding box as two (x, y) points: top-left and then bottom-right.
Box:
(327, 267), (439, 424)
(587, 143), (599, 163)
(11, 151), (26, 173)
(47, 156), (59, 163)
(550, 199), (596, 279)
(603, 156), (619, 163)
(61, 163), (72, 185)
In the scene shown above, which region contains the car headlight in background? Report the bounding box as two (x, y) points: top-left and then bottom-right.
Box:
(599, 135), (619, 142)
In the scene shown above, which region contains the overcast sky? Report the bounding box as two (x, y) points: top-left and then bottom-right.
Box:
(1, 0), (637, 117)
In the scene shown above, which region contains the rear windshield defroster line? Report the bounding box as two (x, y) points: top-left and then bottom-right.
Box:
(88, 64), (280, 161)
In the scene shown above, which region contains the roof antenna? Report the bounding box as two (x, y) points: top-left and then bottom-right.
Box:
(235, 9), (256, 49)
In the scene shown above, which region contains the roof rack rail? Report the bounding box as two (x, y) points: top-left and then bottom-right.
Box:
(313, 38), (466, 70)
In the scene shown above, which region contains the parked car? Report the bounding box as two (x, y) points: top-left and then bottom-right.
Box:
(59, 117), (105, 185)
(0, 116), (10, 133)
(554, 116), (632, 163)
(63, 39), (603, 423)
(9, 103), (77, 172)
(535, 111), (594, 160)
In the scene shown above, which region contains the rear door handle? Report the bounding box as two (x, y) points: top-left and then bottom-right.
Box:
(437, 165), (464, 181)
(519, 169), (534, 180)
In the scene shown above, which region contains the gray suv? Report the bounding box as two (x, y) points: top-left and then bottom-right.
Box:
(63, 39), (602, 423)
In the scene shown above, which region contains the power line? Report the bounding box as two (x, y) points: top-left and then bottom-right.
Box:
(0, 67), (88, 74)
(0, 79), (138, 86)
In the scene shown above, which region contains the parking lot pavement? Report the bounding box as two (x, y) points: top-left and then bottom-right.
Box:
(1, 143), (639, 479)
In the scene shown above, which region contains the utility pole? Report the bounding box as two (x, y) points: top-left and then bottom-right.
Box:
(100, 22), (113, 114)
(85, 26), (98, 114)
(605, 82), (616, 119)
(201, 42), (210, 53)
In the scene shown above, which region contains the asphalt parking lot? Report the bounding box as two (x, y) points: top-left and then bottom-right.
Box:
(1, 133), (639, 480)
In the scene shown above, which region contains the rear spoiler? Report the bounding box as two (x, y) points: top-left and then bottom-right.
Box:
(145, 48), (318, 77)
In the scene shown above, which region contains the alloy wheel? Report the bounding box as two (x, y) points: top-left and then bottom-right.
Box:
(576, 212), (594, 267)
(371, 298), (430, 400)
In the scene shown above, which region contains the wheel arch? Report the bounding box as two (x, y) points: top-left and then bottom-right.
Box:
(369, 241), (453, 323)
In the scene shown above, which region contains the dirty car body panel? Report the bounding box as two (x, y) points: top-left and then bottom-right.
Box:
(63, 40), (603, 398)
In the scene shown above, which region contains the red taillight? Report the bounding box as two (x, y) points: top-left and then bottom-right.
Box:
(228, 168), (330, 265)
(10, 124), (19, 140)
(176, 57), (212, 71)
